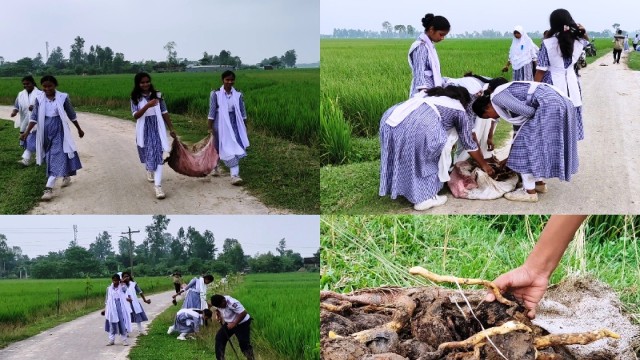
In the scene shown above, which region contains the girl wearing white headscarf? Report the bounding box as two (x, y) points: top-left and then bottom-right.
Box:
(101, 273), (131, 346)
(408, 13), (450, 97)
(10, 76), (42, 166)
(502, 26), (539, 81)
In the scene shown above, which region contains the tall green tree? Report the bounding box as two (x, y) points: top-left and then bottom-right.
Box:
(145, 215), (170, 263)
(69, 36), (85, 65)
(282, 49), (297, 67)
(89, 231), (114, 262)
(164, 41), (177, 66)
(218, 238), (245, 272)
(47, 46), (66, 69)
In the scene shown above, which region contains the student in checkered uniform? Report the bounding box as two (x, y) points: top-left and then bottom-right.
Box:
(20, 75), (84, 201)
(535, 9), (589, 141)
(210, 294), (254, 360)
(380, 86), (495, 211)
(472, 78), (579, 203)
(408, 14), (450, 97)
(130, 72), (177, 200)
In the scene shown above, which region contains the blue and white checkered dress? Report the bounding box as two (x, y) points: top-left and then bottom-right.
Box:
(409, 44), (436, 97)
(131, 95), (167, 171)
(380, 101), (476, 204)
(512, 62), (534, 81)
(104, 298), (128, 335)
(493, 82), (579, 181)
(537, 40), (587, 140)
(30, 97), (82, 177)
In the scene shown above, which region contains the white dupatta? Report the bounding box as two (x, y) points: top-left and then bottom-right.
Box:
(541, 37), (583, 107)
(385, 94), (466, 182)
(135, 96), (170, 152)
(34, 91), (77, 166)
(124, 281), (143, 315)
(408, 33), (443, 92)
(216, 87), (249, 161)
(15, 88), (42, 131)
(105, 284), (132, 331)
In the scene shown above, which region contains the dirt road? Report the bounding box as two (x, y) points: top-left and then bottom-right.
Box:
(426, 51), (640, 214)
(1, 106), (278, 214)
(0, 290), (175, 360)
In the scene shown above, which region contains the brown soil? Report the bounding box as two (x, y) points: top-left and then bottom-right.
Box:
(321, 286), (615, 360)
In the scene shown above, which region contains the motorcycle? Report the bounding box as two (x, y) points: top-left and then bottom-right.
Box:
(575, 49), (587, 71)
(584, 40), (597, 57)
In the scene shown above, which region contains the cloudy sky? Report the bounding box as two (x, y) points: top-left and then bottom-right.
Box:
(0, 215), (319, 258)
(0, 0), (319, 64)
(321, 0), (639, 35)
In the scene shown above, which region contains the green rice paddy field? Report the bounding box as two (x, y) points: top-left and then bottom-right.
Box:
(0, 69), (319, 146)
(320, 38), (607, 213)
(0, 276), (173, 347)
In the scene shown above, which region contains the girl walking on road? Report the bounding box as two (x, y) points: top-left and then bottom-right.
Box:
(20, 75), (84, 201)
(122, 272), (151, 335)
(535, 9), (589, 140)
(10, 76), (42, 166)
(101, 273), (131, 346)
(208, 70), (249, 185)
(130, 72), (177, 199)
(408, 13), (450, 97)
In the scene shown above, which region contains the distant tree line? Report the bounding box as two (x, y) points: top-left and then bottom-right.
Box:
(322, 21), (640, 39)
(0, 35), (299, 77)
(0, 215), (319, 279)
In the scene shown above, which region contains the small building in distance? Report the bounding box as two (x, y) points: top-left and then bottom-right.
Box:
(263, 65), (274, 70)
(186, 64), (235, 73)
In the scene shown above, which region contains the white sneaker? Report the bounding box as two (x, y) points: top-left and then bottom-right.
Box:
(61, 177), (71, 188)
(414, 195), (447, 211)
(106, 341), (115, 346)
(122, 339), (129, 346)
(211, 167), (221, 177)
(155, 186), (166, 199)
(17, 158), (30, 166)
(177, 334), (187, 341)
(167, 325), (174, 335)
(41, 188), (53, 201)
(504, 188), (539, 202)
(231, 176), (244, 186)
(146, 171), (154, 182)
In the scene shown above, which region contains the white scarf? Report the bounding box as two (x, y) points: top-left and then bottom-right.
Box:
(124, 281), (143, 315)
(197, 277), (207, 310)
(216, 87), (250, 161)
(385, 94), (466, 182)
(385, 93), (465, 127)
(16, 88), (42, 131)
(409, 33), (443, 91)
(542, 37), (583, 107)
(135, 96), (170, 152)
(105, 284), (132, 332)
(509, 26), (539, 70)
(35, 91), (77, 166)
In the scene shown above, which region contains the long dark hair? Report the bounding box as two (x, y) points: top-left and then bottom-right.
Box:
(422, 13), (450, 32)
(130, 72), (158, 105)
(426, 85), (470, 108)
(463, 73), (507, 96)
(548, 9), (585, 58)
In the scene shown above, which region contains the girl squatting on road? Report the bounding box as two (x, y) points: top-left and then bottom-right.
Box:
(130, 72), (177, 200)
(21, 75), (84, 201)
(208, 70), (249, 186)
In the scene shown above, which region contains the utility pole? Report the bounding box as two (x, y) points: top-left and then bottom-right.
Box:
(46, 42), (49, 62)
(121, 227), (140, 277)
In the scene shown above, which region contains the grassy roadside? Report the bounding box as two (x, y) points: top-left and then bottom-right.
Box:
(320, 120), (512, 213)
(628, 50), (640, 70)
(321, 215), (640, 322)
(0, 106), (319, 214)
(130, 273), (319, 360)
(0, 281), (174, 349)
